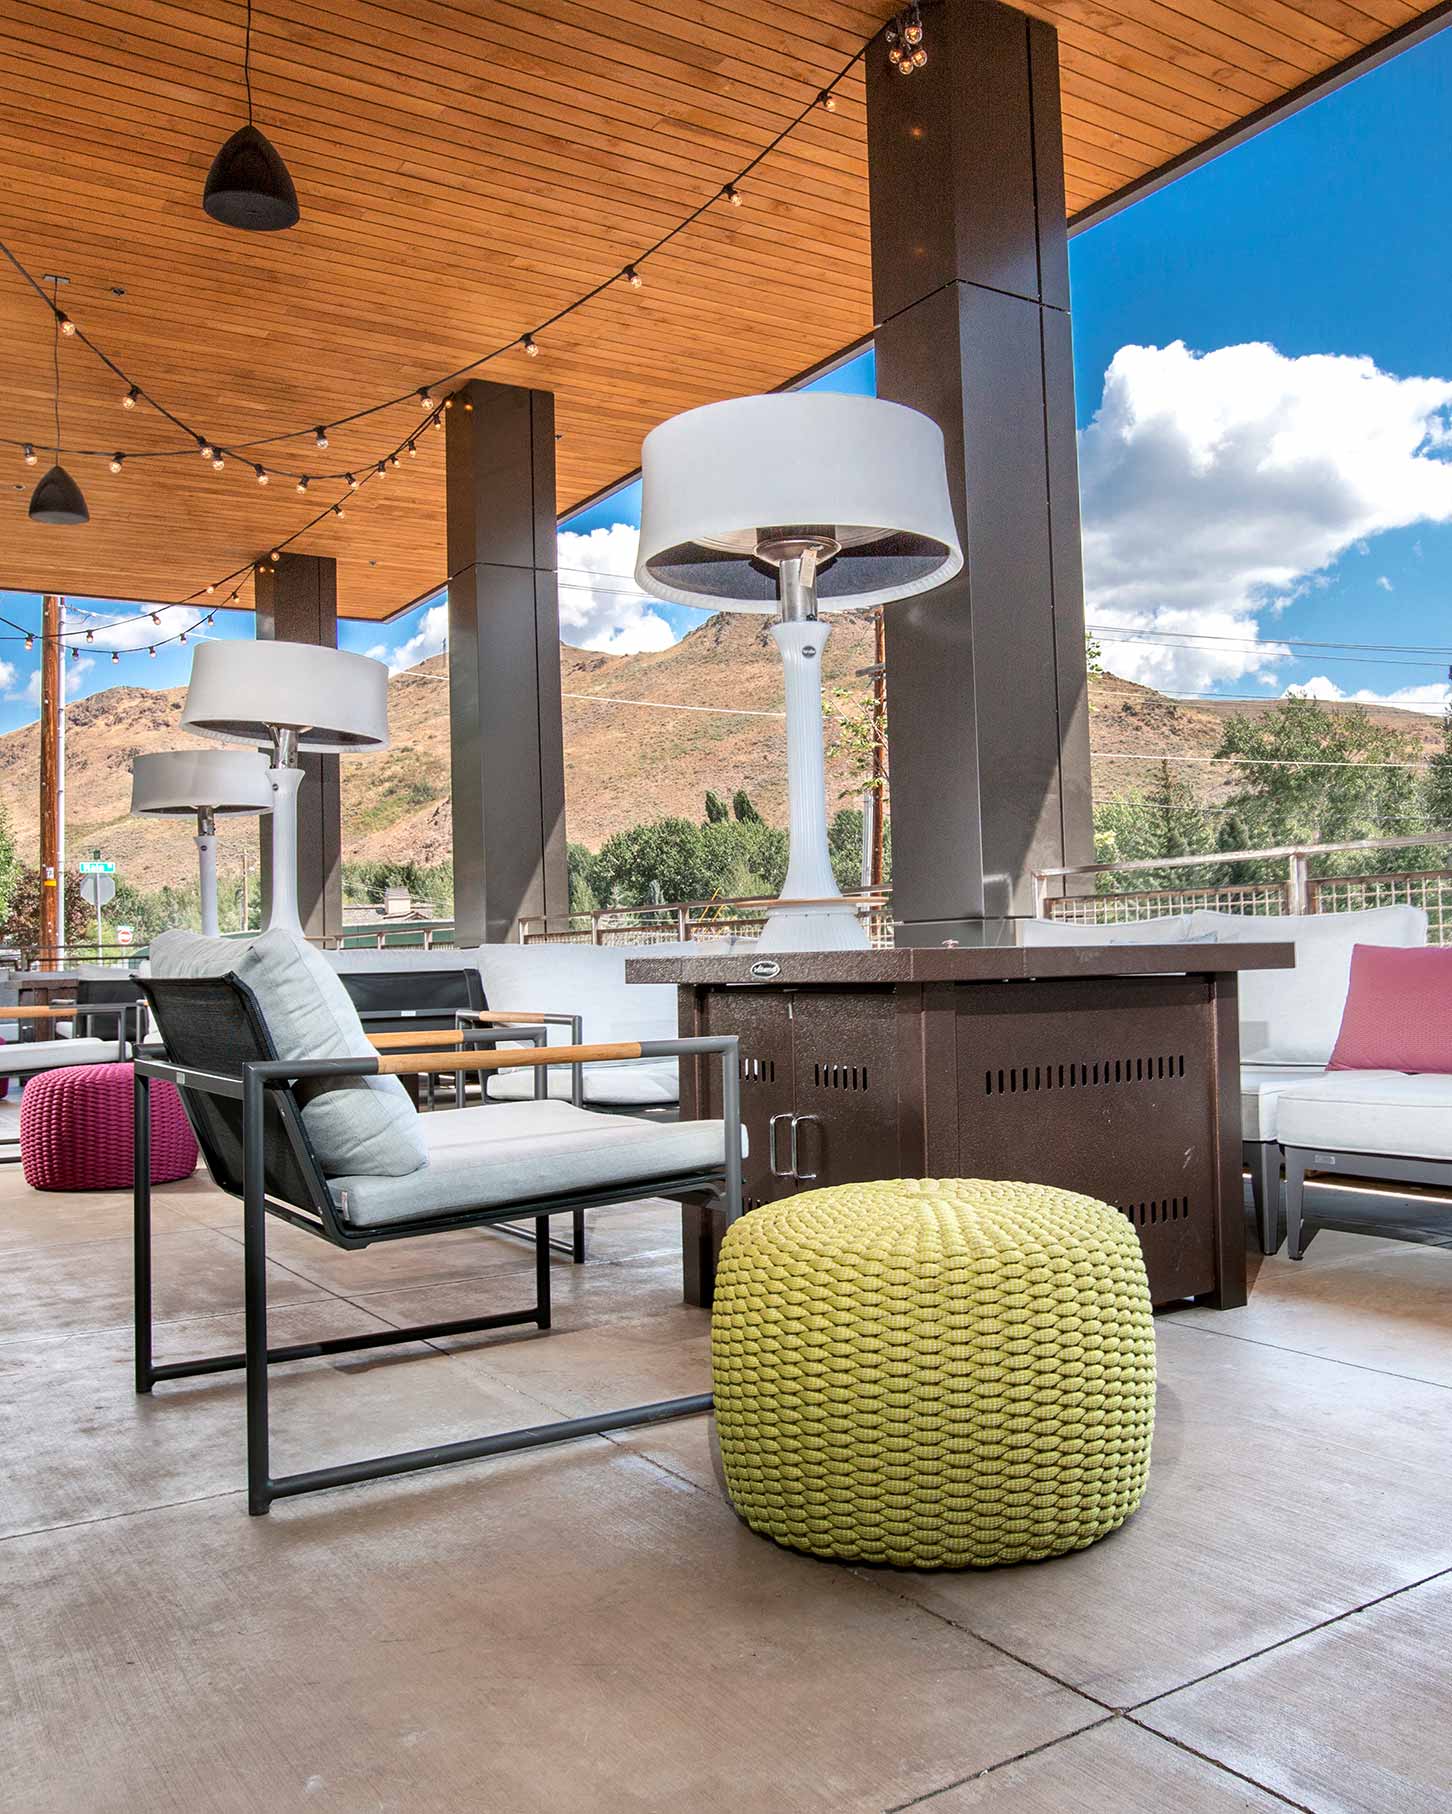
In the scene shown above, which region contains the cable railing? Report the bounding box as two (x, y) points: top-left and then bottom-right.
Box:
(517, 891), (895, 948)
(1035, 833), (1452, 944)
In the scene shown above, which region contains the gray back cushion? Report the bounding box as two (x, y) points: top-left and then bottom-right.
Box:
(150, 929), (428, 1179)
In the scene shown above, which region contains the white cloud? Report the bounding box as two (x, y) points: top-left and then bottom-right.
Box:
(64, 602), (206, 652)
(556, 523), (677, 653)
(1080, 341), (1452, 693)
(1377, 576), (1394, 591)
(384, 602), (447, 674)
(11, 654), (94, 706)
(0, 659), (14, 692)
(1286, 674), (1451, 716)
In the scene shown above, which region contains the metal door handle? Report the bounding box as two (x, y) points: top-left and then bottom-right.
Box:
(790, 1113), (822, 1181)
(768, 1112), (795, 1177)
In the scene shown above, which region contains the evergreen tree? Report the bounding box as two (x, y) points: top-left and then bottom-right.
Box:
(732, 789), (761, 824)
(704, 790), (729, 824)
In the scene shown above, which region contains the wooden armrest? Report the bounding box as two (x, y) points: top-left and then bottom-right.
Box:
(368, 1029), (470, 1051)
(4, 1004), (77, 1020)
(374, 1041), (640, 1078)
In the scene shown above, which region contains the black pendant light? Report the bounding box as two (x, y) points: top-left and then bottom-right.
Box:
(203, 0), (300, 231)
(28, 281), (88, 526)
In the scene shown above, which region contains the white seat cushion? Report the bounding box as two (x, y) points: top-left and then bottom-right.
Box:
(0, 1038), (115, 1076)
(485, 1057), (679, 1108)
(151, 928), (427, 1179)
(1241, 1064), (1325, 1142)
(1276, 1071), (1452, 1163)
(328, 1100), (725, 1228)
(1188, 906), (1426, 1066)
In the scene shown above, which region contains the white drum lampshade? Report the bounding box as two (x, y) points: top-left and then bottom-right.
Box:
(131, 750), (273, 937)
(181, 640), (389, 936)
(635, 393), (962, 949)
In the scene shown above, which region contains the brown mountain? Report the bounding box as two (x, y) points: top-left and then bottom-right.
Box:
(0, 614), (1443, 893)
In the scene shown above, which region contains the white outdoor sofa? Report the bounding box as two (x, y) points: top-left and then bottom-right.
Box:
(1023, 903), (1430, 1255)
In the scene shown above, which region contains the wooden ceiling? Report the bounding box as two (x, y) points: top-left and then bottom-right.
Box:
(0, 0), (1443, 622)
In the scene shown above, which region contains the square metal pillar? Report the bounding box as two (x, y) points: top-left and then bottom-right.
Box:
(445, 379), (568, 946)
(868, 0), (1093, 945)
(253, 554), (344, 943)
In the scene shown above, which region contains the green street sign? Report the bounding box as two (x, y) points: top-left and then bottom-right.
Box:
(78, 860), (116, 875)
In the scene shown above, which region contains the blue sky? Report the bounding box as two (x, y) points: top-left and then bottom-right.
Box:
(4, 23), (1452, 731)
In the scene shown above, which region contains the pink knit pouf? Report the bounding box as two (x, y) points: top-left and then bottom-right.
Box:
(20, 1062), (198, 1192)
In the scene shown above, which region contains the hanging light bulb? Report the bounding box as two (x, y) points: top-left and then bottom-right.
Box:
(913, 45), (927, 66)
(377, 461), (387, 478)
(198, 438), (214, 460)
(122, 385), (139, 410)
(70, 644), (79, 662)
(22, 444), (36, 465)
(722, 184), (742, 207)
(205, 583), (216, 595)
(23, 633), (33, 652)
(417, 388), (434, 410)
(56, 312), (75, 337)
(623, 264), (643, 288)
(522, 333), (540, 358)
(904, 14), (924, 43)
(346, 472), (359, 490)
(151, 613), (162, 626)
(28, 281), (89, 526)
(85, 628), (94, 642)
(817, 90), (837, 111)
(270, 549), (281, 563)
(148, 645), (157, 658)
(389, 453), (401, 469)
(112, 650), (120, 664)
(254, 464), (268, 485)
(109, 453), (124, 473)
(180, 629), (188, 644)
(202, 0), (300, 230)
(332, 503), (344, 518)
(229, 593), (240, 605)
(406, 440), (417, 458)
(296, 474), (309, 494)
(211, 452), (225, 471)
(314, 427), (329, 449)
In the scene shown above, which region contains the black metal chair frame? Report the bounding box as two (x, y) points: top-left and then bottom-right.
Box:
(131, 974), (741, 1515)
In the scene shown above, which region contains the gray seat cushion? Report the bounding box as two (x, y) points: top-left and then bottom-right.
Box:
(0, 1038), (116, 1075)
(1276, 1071), (1452, 1163)
(328, 1100), (725, 1228)
(485, 1057), (679, 1108)
(1241, 1064), (1325, 1142)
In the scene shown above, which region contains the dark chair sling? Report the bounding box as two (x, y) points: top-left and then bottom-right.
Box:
(132, 973), (741, 1515)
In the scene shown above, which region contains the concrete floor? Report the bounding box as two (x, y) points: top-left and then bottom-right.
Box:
(4, 1161), (1452, 1813)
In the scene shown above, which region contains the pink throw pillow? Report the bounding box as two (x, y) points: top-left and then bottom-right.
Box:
(1327, 944), (1452, 1073)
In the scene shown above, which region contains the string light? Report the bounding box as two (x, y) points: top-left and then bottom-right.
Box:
(197, 438), (213, 460)
(376, 461), (387, 478)
(886, 6), (928, 72)
(255, 464), (269, 484)
(332, 503), (344, 517)
(122, 385), (139, 409)
(417, 388), (434, 410)
(406, 441), (417, 458)
(211, 452), (225, 471)
(722, 183), (742, 207)
(85, 628), (94, 641)
(346, 471), (359, 489)
(109, 453), (124, 473)
(817, 90), (836, 111)
(22, 444), (35, 465)
(148, 645), (156, 658)
(70, 644), (79, 661)
(296, 474), (309, 493)
(314, 427), (329, 449)
(57, 311), (75, 336)
(522, 333), (539, 357)
(623, 265), (643, 288)
(205, 583), (215, 594)
(150, 613), (161, 625)
(112, 650), (119, 664)
(23, 633), (33, 652)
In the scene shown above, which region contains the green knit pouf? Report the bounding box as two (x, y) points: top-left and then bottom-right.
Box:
(711, 1178), (1156, 1569)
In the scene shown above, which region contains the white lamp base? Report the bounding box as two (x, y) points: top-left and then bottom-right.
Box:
(195, 829), (219, 938)
(263, 764), (305, 937)
(757, 618), (869, 953)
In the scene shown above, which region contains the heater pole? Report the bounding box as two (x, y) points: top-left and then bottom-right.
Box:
(38, 593), (62, 970)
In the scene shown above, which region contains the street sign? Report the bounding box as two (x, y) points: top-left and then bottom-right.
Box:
(80, 874), (116, 909)
(115, 925), (135, 946)
(79, 859), (116, 875)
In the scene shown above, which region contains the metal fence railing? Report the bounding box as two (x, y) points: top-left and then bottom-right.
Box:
(1035, 834), (1452, 946)
(516, 892), (895, 949)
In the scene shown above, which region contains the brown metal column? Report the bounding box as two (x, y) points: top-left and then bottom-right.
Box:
(37, 592), (61, 968)
(445, 379), (568, 945)
(867, 0), (1093, 945)
(253, 554), (344, 943)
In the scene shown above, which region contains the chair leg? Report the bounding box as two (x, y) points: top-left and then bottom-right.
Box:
(133, 1066), (154, 1394)
(1285, 1148), (1309, 1261)
(536, 1217), (552, 1328)
(242, 1073), (273, 1516)
(1253, 1143), (1283, 1255)
(571, 1208), (587, 1264)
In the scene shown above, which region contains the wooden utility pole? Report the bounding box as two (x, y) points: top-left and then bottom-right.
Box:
(38, 593), (62, 969)
(870, 607), (886, 890)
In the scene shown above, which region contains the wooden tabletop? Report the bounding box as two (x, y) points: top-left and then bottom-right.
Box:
(625, 943), (1296, 987)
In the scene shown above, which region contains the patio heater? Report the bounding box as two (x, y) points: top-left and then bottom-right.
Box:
(129, 750), (273, 938)
(635, 393), (961, 949)
(180, 641), (388, 937)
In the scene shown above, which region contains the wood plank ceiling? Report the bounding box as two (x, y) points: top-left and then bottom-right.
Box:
(0, 0), (1441, 622)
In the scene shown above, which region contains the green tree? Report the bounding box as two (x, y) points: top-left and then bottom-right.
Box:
(566, 843), (598, 915)
(732, 789), (761, 824)
(1423, 704), (1452, 833)
(0, 869), (90, 958)
(1213, 696), (1427, 876)
(1091, 764), (1214, 891)
(704, 790), (730, 824)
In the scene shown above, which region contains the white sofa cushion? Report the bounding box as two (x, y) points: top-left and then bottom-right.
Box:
(1020, 914), (1198, 946)
(485, 1058), (681, 1108)
(151, 929), (427, 1179)
(0, 1038), (116, 1076)
(329, 1099), (725, 1228)
(1275, 1071), (1452, 1163)
(1189, 906), (1427, 1066)
(1241, 1064), (1324, 1142)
